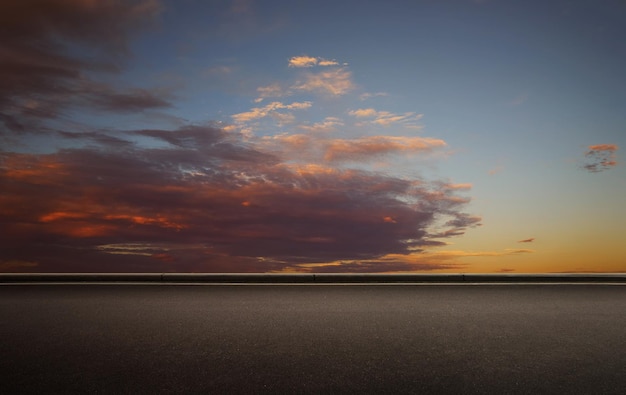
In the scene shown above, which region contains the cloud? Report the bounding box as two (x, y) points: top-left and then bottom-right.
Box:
(359, 92), (388, 101)
(297, 117), (343, 133)
(282, 247), (533, 273)
(263, 134), (447, 164)
(293, 68), (354, 96)
(445, 183), (473, 190)
(0, 125), (477, 272)
(349, 108), (423, 127)
(232, 101), (312, 123)
(0, 259), (39, 272)
(349, 108), (379, 118)
(288, 56), (341, 68)
(318, 59), (340, 66)
(288, 56), (319, 67)
(323, 136), (446, 162)
(255, 83), (286, 102)
(0, 0), (169, 135)
(419, 249), (533, 259)
(583, 144), (618, 173)
(89, 87), (172, 113)
(488, 165), (504, 175)
(518, 237), (535, 243)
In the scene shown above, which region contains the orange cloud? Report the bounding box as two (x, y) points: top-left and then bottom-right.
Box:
(232, 101), (312, 123)
(254, 83), (286, 101)
(293, 68), (353, 96)
(285, 249), (533, 273)
(288, 56), (341, 68)
(288, 55), (319, 67)
(584, 144), (619, 172)
(297, 117), (343, 133)
(349, 108), (378, 118)
(323, 136), (446, 162)
(0, 125), (476, 273)
(589, 144), (618, 151)
(348, 108), (423, 127)
(445, 183), (473, 190)
(0, 259), (39, 272)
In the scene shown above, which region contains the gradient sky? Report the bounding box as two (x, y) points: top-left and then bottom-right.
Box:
(1, 0), (625, 273)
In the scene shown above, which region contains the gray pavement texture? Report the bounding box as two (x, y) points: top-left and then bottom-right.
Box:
(1, 284), (625, 394)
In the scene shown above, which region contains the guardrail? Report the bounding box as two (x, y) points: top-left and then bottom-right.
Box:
(1, 273), (625, 283)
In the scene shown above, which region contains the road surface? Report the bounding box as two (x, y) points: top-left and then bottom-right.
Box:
(1, 283), (625, 394)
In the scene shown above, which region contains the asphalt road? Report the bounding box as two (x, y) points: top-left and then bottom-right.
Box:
(1, 284), (625, 394)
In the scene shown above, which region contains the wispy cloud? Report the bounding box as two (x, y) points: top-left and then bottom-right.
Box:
(232, 101), (312, 122)
(288, 55), (341, 68)
(359, 92), (388, 101)
(283, 247), (533, 273)
(0, 259), (39, 272)
(518, 237), (535, 243)
(323, 136), (446, 162)
(254, 83), (286, 102)
(264, 134), (447, 164)
(583, 144), (619, 173)
(420, 249), (534, 259)
(349, 108), (423, 127)
(0, 0), (167, 135)
(293, 68), (354, 96)
(297, 117), (344, 133)
(488, 165), (504, 175)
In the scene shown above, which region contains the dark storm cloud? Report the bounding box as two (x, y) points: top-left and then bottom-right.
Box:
(0, 0), (168, 134)
(583, 144), (619, 173)
(0, 125), (477, 272)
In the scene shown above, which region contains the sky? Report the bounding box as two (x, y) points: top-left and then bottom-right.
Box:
(1, 0), (625, 273)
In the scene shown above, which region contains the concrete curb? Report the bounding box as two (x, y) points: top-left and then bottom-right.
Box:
(1, 273), (625, 283)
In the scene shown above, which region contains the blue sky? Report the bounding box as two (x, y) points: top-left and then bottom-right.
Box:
(1, 0), (624, 273)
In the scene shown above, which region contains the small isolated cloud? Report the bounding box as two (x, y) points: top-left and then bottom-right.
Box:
(288, 56), (341, 68)
(204, 65), (233, 76)
(318, 59), (340, 66)
(488, 165), (503, 175)
(583, 144), (618, 173)
(518, 237), (535, 243)
(359, 92), (388, 101)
